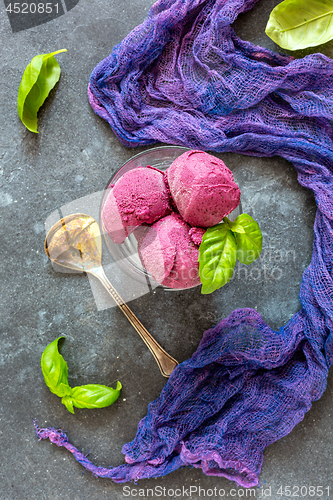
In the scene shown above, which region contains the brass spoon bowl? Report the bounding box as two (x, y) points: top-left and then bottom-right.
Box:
(44, 213), (178, 377)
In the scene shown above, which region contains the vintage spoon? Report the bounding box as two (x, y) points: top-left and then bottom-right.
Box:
(44, 213), (178, 377)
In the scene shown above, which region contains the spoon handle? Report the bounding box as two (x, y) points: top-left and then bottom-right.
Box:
(91, 267), (178, 378)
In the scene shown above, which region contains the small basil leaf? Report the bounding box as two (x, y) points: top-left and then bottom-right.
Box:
(17, 49), (67, 133)
(265, 0), (333, 50)
(61, 396), (75, 414)
(233, 213), (263, 265)
(198, 223), (237, 294)
(70, 381), (122, 410)
(41, 336), (72, 397)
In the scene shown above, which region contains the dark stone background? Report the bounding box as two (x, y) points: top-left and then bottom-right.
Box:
(0, 0), (332, 498)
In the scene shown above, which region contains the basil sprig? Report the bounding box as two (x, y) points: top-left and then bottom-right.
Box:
(198, 214), (262, 294)
(41, 337), (122, 414)
(17, 49), (67, 133)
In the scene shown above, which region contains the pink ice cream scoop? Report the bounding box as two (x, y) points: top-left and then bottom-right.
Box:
(166, 150), (241, 227)
(137, 213), (201, 289)
(102, 166), (172, 244)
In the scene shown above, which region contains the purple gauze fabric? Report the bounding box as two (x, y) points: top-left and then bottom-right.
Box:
(35, 0), (333, 488)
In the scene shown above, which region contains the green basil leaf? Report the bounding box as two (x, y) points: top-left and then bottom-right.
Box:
(17, 49), (67, 133)
(233, 214), (263, 265)
(41, 336), (72, 397)
(61, 396), (75, 414)
(265, 0), (333, 50)
(198, 223), (237, 294)
(70, 381), (122, 410)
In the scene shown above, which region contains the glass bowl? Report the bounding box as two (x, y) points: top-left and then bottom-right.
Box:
(100, 145), (241, 289)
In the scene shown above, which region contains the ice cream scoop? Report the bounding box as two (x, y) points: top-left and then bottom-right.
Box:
(166, 150), (241, 227)
(138, 213), (201, 289)
(102, 166), (171, 244)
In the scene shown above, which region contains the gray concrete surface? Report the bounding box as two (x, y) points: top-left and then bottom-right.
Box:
(0, 0), (332, 499)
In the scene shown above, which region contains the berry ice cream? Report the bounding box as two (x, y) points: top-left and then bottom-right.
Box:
(102, 166), (171, 244)
(137, 213), (201, 289)
(102, 150), (241, 289)
(166, 150), (241, 227)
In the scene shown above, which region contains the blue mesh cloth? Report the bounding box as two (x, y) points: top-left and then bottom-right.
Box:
(36, 0), (333, 487)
